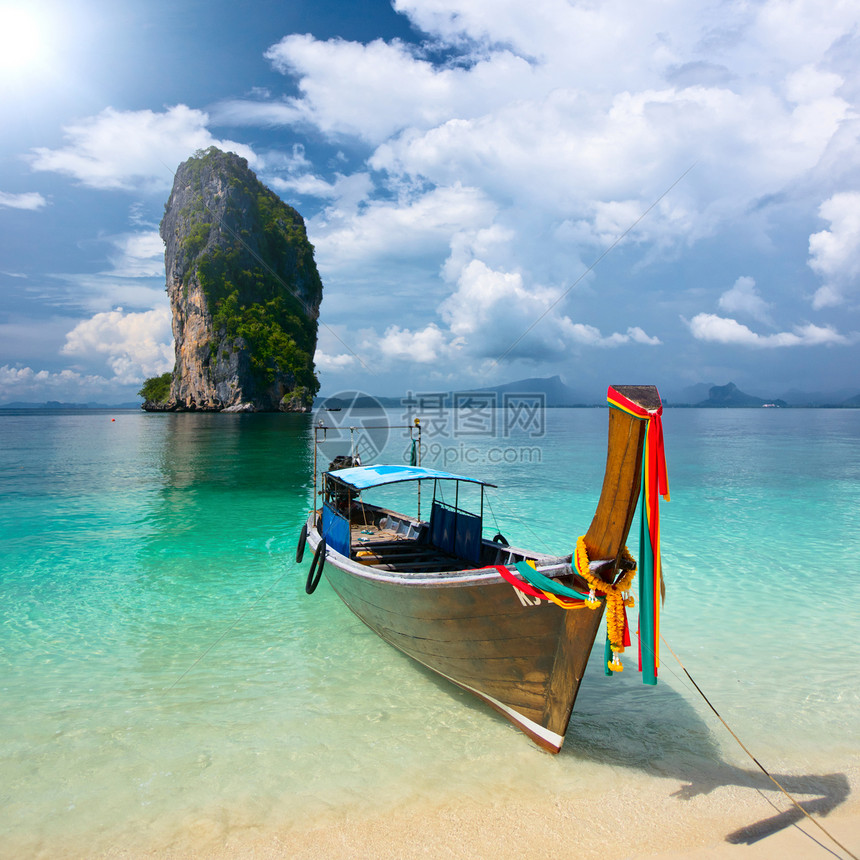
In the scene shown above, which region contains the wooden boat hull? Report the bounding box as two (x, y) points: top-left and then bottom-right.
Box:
(301, 385), (662, 751)
(305, 526), (605, 752)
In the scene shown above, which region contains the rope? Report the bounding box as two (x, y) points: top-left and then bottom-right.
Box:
(165, 565), (291, 691)
(484, 491), (556, 554)
(660, 636), (858, 860)
(490, 163), (696, 367)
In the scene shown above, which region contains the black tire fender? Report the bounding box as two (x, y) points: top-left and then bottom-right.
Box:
(305, 538), (326, 595)
(296, 523), (308, 563)
(492, 532), (509, 547)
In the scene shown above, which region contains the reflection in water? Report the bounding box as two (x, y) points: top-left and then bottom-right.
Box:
(139, 412), (313, 553)
(153, 412), (313, 489)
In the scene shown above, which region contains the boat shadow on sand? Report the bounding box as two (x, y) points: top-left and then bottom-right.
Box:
(421, 651), (850, 848)
(561, 661), (850, 846)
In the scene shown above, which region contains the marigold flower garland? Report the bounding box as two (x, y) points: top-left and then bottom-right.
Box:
(574, 536), (636, 672)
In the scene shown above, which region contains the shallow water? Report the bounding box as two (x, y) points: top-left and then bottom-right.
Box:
(1, 407), (858, 856)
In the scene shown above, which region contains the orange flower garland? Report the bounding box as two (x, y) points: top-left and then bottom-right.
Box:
(574, 536), (636, 672)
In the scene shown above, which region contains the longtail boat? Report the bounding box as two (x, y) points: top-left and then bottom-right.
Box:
(298, 385), (670, 752)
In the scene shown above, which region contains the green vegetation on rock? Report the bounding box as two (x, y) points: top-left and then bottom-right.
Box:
(155, 147), (323, 411)
(138, 372), (172, 404)
(210, 292), (316, 389)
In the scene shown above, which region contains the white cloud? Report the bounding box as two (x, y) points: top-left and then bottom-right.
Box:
(436, 259), (661, 360)
(61, 307), (173, 383)
(374, 323), (448, 363)
(256, 33), (535, 144)
(0, 365), (111, 400)
(269, 170), (373, 203)
(808, 191), (860, 308)
(28, 106), (258, 192)
(105, 231), (165, 278)
(29, 273), (167, 316)
(717, 276), (773, 323)
(18, 0), (860, 392)
(216, 0), (858, 390)
(687, 313), (851, 346)
(314, 349), (356, 371)
(0, 190), (47, 210)
(627, 326), (663, 346)
(312, 183), (496, 272)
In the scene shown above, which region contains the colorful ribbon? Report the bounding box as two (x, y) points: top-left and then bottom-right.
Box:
(606, 385), (670, 685)
(491, 562), (593, 609)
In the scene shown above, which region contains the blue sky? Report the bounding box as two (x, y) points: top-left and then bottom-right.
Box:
(1, 0), (859, 404)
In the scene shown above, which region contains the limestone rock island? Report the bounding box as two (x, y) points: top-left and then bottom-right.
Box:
(141, 147), (322, 412)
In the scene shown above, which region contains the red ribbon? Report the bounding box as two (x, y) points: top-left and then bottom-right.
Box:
(606, 386), (669, 503)
(490, 564), (546, 599)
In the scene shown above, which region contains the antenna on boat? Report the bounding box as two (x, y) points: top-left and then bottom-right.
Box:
(311, 419), (423, 520)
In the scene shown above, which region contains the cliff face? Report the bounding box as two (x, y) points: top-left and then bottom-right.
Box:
(153, 147), (322, 412)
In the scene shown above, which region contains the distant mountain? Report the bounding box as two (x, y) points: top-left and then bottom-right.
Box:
(779, 388), (859, 407)
(0, 401), (140, 410)
(316, 376), (592, 409)
(665, 382), (715, 406)
(471, 375), (589, 406)
(696, 382), (787, 408)
(842, 392), (860, 407)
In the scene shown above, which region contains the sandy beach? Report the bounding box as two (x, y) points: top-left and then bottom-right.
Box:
(250, 774), (860, 860)
(67, 762), (855, 860)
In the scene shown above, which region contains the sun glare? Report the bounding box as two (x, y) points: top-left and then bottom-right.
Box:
(0, 5), (49, 74)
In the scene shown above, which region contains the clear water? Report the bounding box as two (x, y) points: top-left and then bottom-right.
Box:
(1, 408), (858, 856)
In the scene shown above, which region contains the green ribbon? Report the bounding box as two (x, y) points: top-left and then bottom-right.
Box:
(513, 561), (595, 601)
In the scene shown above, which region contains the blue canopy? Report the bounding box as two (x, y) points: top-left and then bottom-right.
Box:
(325, 464), (496, 491)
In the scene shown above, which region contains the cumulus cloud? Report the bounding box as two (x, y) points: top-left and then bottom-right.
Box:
(0, 191), (47, 210)
(808, 191), (860, 308)
(211, 0), (859, 385)
(312, 183), (496, 272)
(106, 231), (165, 278)
(375, 323), (449, 363)
(20, 0), (860, 392)
(269, 170), (373, 204)
(61, 307), (173, 383)
(0, 365), (111, 400)
(359, 259), (662, 364)
(29, 106), (258, 192)
(314, 349), (356, 371)
(687, 313), (851, 347)
(255, 33), (535, 144)
(717, 276), (773, 323)
(627, 326), (663, 346)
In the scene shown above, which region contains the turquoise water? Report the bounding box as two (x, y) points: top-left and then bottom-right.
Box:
(1, 408), (858, 856)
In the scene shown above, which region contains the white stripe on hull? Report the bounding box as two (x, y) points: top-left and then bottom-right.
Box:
(407, 654), (565, 752)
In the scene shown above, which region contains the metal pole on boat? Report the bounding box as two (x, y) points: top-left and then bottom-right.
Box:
(415, 419), (421, 519)
(313, 424), (319, 516)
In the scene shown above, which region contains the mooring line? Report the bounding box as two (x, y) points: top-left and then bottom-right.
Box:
(164, 565), (291, 692)
(484, 492), (556, 555)
(660, 635), (858, 860)
(490, 162), (697, 368)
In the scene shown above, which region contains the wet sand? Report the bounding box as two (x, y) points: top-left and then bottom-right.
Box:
(271, 778), (860, 860)
(72, 763), (857, 859)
